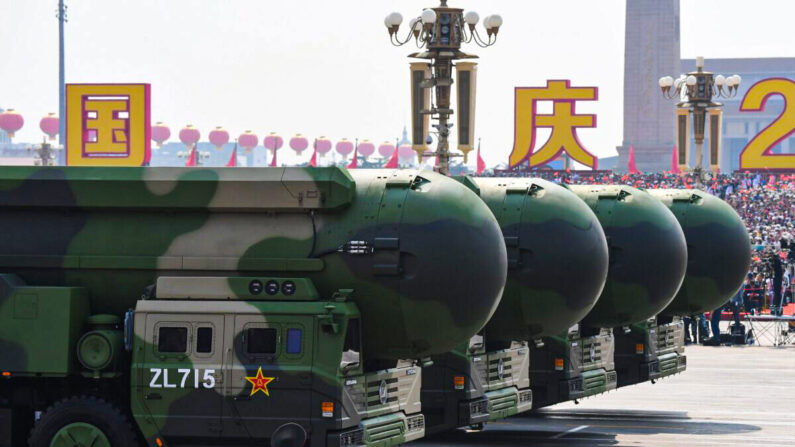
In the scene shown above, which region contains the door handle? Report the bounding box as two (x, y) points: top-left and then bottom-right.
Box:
(145, 393), (162, 400)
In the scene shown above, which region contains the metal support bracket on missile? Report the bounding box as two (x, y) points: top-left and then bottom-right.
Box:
(614, 317), (687, 388)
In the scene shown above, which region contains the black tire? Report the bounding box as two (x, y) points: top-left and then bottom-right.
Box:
(28, 396), (137, 447)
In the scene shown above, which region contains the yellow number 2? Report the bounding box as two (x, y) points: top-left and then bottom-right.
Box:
(739, 78), (795, 170)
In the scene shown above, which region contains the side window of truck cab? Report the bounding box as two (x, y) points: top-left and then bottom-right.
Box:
(241, 323), (281, 362)
(153, 322), (191, 357)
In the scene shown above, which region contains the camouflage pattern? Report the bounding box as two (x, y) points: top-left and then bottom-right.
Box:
(568, 185), (688, 328)
(129, 279), (425, 446)
(0, 166), (507, 361)
(472, 178), (609, 341)
(422, 177), (604, 431)
(0, 166), (508, 447)
(648, 189), (751, 316)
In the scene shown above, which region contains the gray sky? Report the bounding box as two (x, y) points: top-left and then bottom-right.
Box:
(1, 0), (793, 167)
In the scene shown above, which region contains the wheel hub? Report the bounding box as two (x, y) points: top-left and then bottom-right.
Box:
(49, 422), (111, 447)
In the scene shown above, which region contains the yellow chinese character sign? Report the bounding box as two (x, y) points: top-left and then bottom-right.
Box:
(66, 84), (151, 166)
(508, 80), (598, 169)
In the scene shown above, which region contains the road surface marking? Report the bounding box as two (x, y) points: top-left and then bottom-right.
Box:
(550, 424), (588, 439)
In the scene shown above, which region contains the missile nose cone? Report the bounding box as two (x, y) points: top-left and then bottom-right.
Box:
(650, 189), (751, 316)
(397, 171), (507, 355)
(476, 178), (609, 341)
(571, 185), (688, 328)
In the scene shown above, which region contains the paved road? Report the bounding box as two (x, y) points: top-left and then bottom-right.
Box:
(416, 345), (795, 446)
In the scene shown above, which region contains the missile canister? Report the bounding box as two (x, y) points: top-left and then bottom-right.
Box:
(568, 185), (687, 328)
(0, 166), (507, 360)
(471, 177), (609, 341)
(648, 189), (751, 316)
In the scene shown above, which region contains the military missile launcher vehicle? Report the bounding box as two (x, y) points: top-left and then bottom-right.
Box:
(573, 186), (687, 400)
(0, 167), (508, 447)
(422, 177), (609, 432)
(604, 189), (750, 388)
(526, 184), (688, 409)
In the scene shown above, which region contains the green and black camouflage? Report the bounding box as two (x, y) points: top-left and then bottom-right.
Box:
(649, 189), (751, 316)
(568, 185), (688, 328)
(0, 166), (508, 447)
(421, 177), (606, 429)
(473, 178), (609, 341)
(0, 166), (507, 361)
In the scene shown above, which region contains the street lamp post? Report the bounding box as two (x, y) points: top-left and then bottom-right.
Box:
(57, 0), (67, 165)
(384, 1), (502, 176)
(659, 56), (741, 186)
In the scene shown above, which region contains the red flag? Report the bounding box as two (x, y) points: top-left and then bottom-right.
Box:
(476, 145), (486, 175)
(671, 145), (681, 174)
(384, 148), (399, 169)
(627, 145), (639, 174)
(225, 143), (238, 167)
(309, 144), (317, 167)
(185, 144), (197, 167)
(269, 148), (277, 167)
(347, 146), (358, 169)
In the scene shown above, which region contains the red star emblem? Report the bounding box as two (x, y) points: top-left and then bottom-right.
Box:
(245, 367), (275, 397)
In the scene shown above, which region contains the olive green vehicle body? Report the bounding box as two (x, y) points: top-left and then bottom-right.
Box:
(0, 167), (508, 447)
(614, 189), (750, 389)
(422, 177), (608, 426)
(531, 184), (689, 408)
(649, 189), (751, 317)
(568, 185), (688, 329)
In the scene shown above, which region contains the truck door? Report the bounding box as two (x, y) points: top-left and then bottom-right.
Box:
(225, 314), (313, 440)
(140, 313), (225, 438)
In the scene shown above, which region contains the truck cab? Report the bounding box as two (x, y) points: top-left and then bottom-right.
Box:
(614, 316), (687, 388)
(422, 334), (531, 434)
(529, 325), (617, 409)
(130, 276), (425, 447)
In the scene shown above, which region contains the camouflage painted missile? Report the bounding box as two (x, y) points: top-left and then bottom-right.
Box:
(568, 185), (687, 328)
(649, 189), (751, 316)
(469, 177), (609, 342)
(0, 166), (507, 361)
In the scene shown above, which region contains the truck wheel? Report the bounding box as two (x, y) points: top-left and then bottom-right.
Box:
(28, 396), (137, 447)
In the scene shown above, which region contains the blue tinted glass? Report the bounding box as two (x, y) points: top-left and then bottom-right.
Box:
(286, 328), (302, 354)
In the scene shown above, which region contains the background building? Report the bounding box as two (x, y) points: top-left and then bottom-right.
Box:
(680, 57), (795, 173)
(617, 0), (681, 172)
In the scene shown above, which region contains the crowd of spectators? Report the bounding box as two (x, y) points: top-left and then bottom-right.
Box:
(484, 169), (795, 316)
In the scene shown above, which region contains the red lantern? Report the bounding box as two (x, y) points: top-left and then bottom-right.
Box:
(289, 134), (309, 154)
(378, 142), (396, 158)
(336, 139), (354, 158)
(264, 133), (283, 152)
(151, 121), (171, 147)
(358, 140), (375, 158)
(238, 131), (259, 154)
(0, 109), (24, 138)
(208, 126), (230, 150)
(179, 125), (200, 148)
(398, 144), (414, 159)
(315, 137), (332, 155)
(39, 113), (59, 140)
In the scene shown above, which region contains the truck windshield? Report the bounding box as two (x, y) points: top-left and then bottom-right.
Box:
(341, 318), (361, 370)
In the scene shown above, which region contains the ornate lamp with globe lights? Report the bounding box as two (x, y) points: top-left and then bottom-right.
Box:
(384, 1), (502, 175)
(659, 56), (741, 186)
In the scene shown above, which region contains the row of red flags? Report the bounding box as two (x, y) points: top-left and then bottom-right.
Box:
(627, 145), (683, 175)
